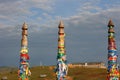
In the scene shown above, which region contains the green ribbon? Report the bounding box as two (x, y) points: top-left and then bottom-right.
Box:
(57, 53), (65, 59)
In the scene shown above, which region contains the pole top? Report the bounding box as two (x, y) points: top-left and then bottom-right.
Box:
(22, 22), (28, 30)
(58, 20), (64, 28)
(108, 19), (114, 27)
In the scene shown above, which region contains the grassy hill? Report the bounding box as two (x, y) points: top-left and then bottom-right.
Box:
(0, 66), (107, 80)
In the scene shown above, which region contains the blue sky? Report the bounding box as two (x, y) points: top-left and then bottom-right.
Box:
(0, 0), (120, 67)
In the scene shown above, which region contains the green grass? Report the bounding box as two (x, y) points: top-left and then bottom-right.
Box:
(68, 67), (107, 80)
(0, 66), (107, 80)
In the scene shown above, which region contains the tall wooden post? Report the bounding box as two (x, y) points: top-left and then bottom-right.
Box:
(55, 21), (68, 80)
(18, 23), (31, 80)
(107, 20), (119, 80)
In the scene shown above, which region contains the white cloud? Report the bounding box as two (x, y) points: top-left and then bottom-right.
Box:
(25, 0), (55, 11)
(0, 0), (55, 21)
(0, 0), (120, 37)
(0, 0), (56, 37)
